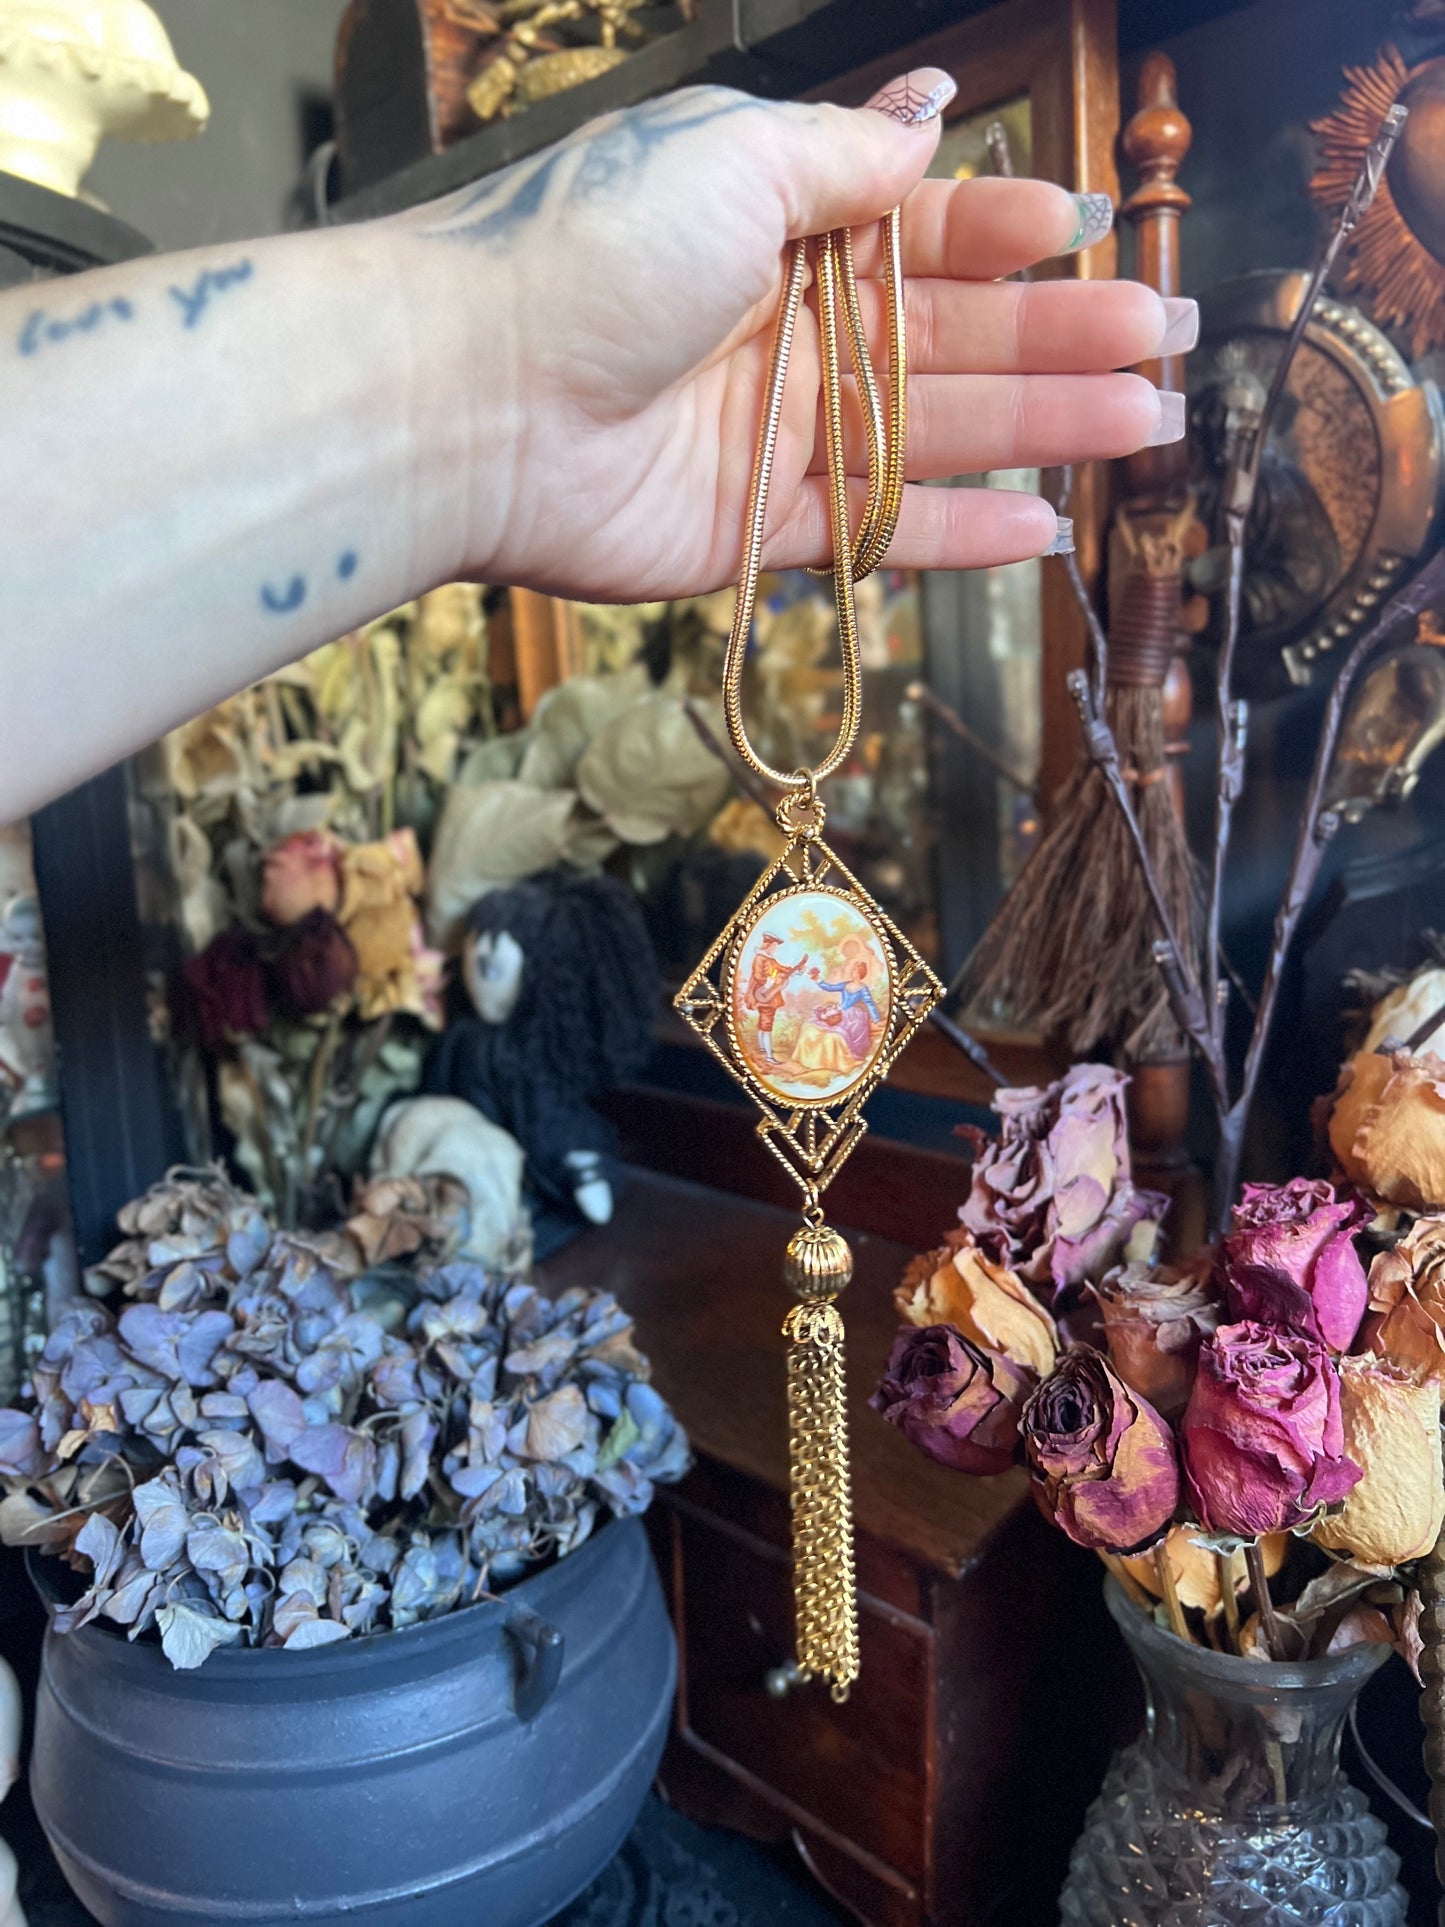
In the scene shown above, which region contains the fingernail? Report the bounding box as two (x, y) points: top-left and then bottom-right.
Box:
(1146, 389), (1187, 446)
(1161, 296), (1199, 356)
(1042, 516), (1075, 557)
(865, 69), (958, 126)
(1062, 191), (1114, 254)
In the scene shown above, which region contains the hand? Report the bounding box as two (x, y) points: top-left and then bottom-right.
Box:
(400, 66), (1189, 602)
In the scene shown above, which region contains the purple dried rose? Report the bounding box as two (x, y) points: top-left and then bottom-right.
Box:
(1020, 1346), (1179, 1555)
(184, 928), (270, 1048)
(1181, 1320), (1362, 1538)
(1220, 1179), (1370, 1353)
(870, 1325), (1033, 1475)
(268, 910), (357, 1019)
(960, 1064), (1166, 1297)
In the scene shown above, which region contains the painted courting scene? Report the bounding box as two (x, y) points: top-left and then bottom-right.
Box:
(729, 887), (894, 1106)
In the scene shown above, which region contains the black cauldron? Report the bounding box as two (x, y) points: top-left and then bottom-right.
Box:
(30, 1516), (673, 1925)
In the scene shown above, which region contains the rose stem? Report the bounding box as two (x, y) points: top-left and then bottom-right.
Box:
(1097, 1549), (1154, 1613)
(1217, 1551), (1242, 1654)
(1246, 1540), (1286, 1661)
(1155, 1543), (1192, 1644)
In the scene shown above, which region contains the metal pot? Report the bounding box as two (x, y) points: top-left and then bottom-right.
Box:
(30, 1515), (674, 1925)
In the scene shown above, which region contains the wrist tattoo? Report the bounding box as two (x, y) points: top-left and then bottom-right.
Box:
(260, 551), (360, 616)
(169, 260), (255, 330)
(18, 297), (134, 357)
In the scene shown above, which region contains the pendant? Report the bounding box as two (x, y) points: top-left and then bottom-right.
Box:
(675, 791), (943, 1696)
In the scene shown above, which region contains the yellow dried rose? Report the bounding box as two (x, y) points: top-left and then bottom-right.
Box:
(1328, 1048), (1445, 1211)
(339, 831), (428, 1023)
(895, 1238), (1058, 1378)
(1122, 1524), (1286, 1616)
(1365, 1217), (1445, 1385)
(1314, 1356), (1444, 1566)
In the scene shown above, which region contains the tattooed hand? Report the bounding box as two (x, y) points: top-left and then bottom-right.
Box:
(402, 65), (1190, 600)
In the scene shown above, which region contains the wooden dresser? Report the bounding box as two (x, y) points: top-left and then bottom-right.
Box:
(540, 1089), (1138, 1927)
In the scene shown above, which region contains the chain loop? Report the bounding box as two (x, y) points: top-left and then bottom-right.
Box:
(721, 218), (908, 794)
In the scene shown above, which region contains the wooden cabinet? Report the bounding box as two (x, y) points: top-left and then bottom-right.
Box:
(540, 1092), (1137, 1927)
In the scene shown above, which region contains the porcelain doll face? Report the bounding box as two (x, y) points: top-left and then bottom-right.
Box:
(463, 929), (525, 1026)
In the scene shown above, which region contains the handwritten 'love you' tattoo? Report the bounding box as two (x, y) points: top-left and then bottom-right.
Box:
(169, 259), (255, 330)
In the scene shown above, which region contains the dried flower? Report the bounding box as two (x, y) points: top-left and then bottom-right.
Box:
(1219, 1179), (1370, 1353)
(1121, 1524), (1285, 1615)
(1181, 1321), (1361, 1538)
(1020, 1346), (1179, 1556)
(1365, 1216), (1445, 1384)
(339, 831), (430, 1024)
(269, 911), (357, 1019)
(1330, 1049), (1445, 1214)
(960, 1065), (1166, 1297)
(0, 1167), (688, 1667)
(1094, 1258), (1221, 1421)
(575, 694), (732, 845)
(1313, 1356), (1445, 1566)
(870, 1325), (1033, 1475)
(260, 830), (343, 927)
(895, 1237), (1057, 1378)
(183, 928), (270, 1047)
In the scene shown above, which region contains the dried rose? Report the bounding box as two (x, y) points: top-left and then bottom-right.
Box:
(870, 1326), (1033, 1475)
(339, 831), (428, 1023)
(1219, 1179), (1369, 1352)
(260, 830), (342, 927)
(183, 928), (270, 1048)
(894, 1238), (1057, 1378)
(1313, 1356), (1444, 1566)
(960, 1064), (1166, 1296)
(1094, 1258), (1221, 1420)
(1121, 1523), (1285, 1615)
(1020, 1346), (1179, 1555)
(269, 911), (357, 1019)
(1365, 1216), (1445, 1384)
(1330, 1049), (1445, 1214)
(1181, 1321), (1361, 1538)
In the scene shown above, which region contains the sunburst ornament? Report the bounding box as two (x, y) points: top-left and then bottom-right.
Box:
(1311, 46), (1445, 357)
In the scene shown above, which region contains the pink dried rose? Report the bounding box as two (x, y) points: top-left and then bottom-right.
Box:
(1220, 1179), (1370, 1352)
(260, 830), (342, 927)
(959, 1064), (1167, 1297)
(1181, 1320), (1361, 1538)
(184, 929), (270, 1048)
(870, 1325), (1033, 1475)
(1094, 1257), (1222, 1420)
(1020, 1346), (1179, 1555)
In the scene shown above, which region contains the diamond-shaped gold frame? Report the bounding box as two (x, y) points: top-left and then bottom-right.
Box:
(674, 830), (944, 1201)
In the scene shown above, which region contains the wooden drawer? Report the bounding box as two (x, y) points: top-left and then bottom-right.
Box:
(673, 1505), (931, 1887)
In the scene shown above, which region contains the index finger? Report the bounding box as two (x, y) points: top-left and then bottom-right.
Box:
(851, 176), (1112, 282)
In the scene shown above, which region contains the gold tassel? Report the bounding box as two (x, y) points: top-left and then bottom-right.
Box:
(782, 1281), (858, 1702)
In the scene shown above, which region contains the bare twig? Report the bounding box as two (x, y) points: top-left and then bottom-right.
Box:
(1218, 1551), (1242, 1653)
(1214, 543), (1445, 1215)
(1204, 104), (1406, 1149)
(906, 681), (1034, 794)
(1246, 1540), (1290, 1662)
(929, 1007), (1011, 1089)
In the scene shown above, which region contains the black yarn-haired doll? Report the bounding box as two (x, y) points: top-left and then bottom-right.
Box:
(424, 871), (659, 1235)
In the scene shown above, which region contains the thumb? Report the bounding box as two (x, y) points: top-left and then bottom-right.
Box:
(763, 69), (957, 241)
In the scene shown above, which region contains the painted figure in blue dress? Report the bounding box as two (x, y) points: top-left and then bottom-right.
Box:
(808, 958), (882, 1061)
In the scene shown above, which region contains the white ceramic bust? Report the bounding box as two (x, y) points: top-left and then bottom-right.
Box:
(0, 0), (207, 199)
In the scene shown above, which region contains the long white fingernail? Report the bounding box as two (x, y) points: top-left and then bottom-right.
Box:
(1161, 297), (1199, 356)
(864, 69), (958, 125)
(1042, 515), (1075, 557)
(1062, 192), (1114, 253)
(1146, 389), (1187, 446)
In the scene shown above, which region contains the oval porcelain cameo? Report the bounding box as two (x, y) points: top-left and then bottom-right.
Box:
(727, 886), (894, 1107)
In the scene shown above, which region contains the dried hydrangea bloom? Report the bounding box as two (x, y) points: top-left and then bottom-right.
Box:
(0, 1168), (687, 1668)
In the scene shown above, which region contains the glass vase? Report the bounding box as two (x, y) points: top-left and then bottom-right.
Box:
(1059, 1575), (1408, 1926)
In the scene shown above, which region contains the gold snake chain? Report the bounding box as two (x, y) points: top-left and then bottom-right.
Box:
(721, 210), (907, 791)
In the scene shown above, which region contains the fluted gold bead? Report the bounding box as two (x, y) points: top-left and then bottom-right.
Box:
(785, 1224), (853, 1301)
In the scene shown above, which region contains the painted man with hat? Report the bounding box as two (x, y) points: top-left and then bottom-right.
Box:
(744, 931), (809, 1066)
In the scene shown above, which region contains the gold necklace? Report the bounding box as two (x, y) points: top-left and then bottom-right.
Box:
(675, 212), (943, 1700)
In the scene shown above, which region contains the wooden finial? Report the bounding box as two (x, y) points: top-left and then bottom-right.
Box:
(1121, 52), (1193, 226)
